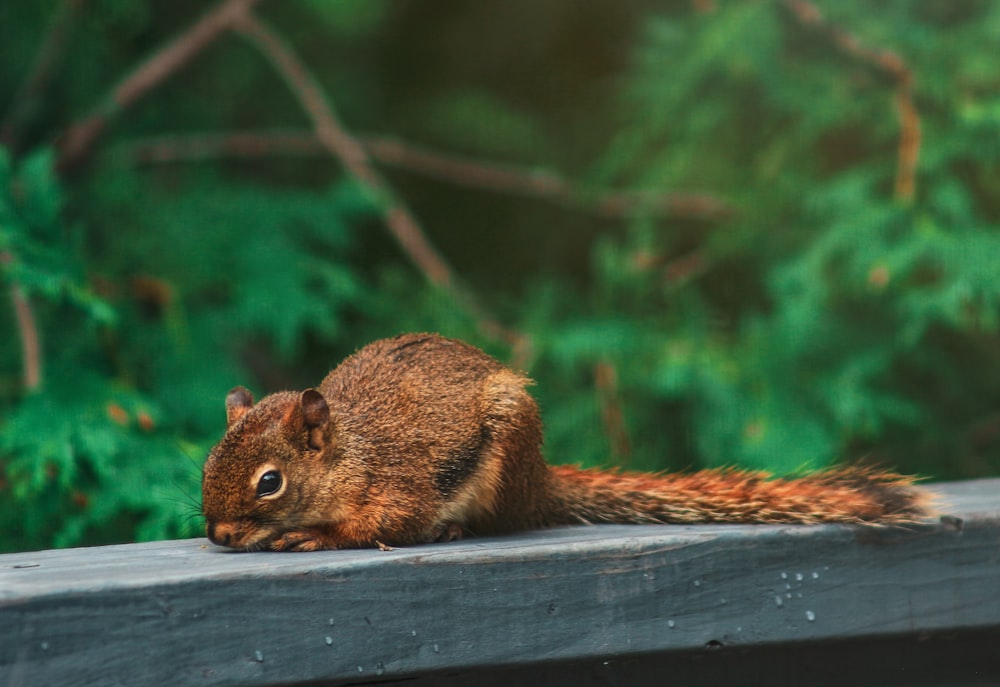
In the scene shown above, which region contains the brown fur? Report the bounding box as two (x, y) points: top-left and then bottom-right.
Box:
(201, 333), (931, 551)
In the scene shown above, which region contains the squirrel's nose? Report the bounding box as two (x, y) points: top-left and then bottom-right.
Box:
(206, 522), (231, 547)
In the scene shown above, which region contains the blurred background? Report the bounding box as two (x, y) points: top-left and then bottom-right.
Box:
(2, 0), (999, 552)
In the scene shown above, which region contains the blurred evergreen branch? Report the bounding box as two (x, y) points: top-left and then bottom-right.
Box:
(230, 14), (456, 289)
(119, 130), (738, 222)
(56, 0), (266, 174)
(780, 0), (921, 202)
(231, 10), (530, 358)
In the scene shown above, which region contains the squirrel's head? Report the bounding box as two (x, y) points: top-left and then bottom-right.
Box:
(201, 386), (336, 550)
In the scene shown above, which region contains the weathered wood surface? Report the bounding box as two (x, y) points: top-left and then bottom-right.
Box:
(1, 479), (998, 687)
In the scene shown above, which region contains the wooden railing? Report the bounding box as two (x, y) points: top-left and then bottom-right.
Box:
(2, 479), (999, 686)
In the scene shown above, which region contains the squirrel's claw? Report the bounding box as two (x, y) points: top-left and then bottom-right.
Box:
(270, 531), (325, 552)
(433, 522), (465, 543)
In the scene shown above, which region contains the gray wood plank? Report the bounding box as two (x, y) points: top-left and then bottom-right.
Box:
(1, 479), (998, 687)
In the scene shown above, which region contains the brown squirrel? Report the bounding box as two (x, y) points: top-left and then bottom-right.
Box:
(201, 333), (930, 551)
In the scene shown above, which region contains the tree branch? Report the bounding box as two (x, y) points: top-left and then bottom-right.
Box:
(230, 14), (453, 288)
(120, 130), (737, 222)
(230, 12), (529, 356)
(11, 286), (41, 392)
(594, 360), (632, 467)
(365, 137), (735, 222)
(781, 0), (921, 203)
(56, 0), (265, 174)
(1, 253), (42, 392)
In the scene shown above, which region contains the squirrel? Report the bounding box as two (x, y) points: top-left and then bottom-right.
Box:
(201, 333), (930, 551)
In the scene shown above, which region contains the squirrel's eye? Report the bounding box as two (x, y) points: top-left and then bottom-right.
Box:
(256, 470), (283, 498)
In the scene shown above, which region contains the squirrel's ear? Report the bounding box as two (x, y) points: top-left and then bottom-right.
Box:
(225, 386), (254, 427)
(299, 389), (330, 450)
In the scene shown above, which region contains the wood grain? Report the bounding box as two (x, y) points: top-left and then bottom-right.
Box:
(1, 479), (998, 686)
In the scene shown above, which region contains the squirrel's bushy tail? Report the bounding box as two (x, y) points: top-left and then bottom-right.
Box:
(545, 465), (930, 526)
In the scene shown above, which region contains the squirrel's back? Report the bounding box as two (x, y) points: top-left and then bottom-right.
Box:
(317, 333), (555, 542)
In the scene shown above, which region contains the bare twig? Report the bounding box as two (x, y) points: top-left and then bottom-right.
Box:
(56, 0), (265, 174)
(594, 360), (632, 466)
(630, 248), (712, 290)
(121, 131), (737, 222)
(125, 130), (323, 162)
(13, 286), (42, 391)
(1, 253), (42, 391)
(1, 0), (90, 152)
(781, 0), (921, 202)
(231, 12), (530, 356)
(592, 188), (734, 222)
(230, 13), (453, 288)
(365, 136), (571, 206)
(365, 137), (735, 221)
(893, 86), (920, 202)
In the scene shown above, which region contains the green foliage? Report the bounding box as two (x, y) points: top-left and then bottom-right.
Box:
(0, 143), (378, 551)
(2, 1), (999, 552)
(541, 0), (1000, 478)
(297, 0), (388, 37)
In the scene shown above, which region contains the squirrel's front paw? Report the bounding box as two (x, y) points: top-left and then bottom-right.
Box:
(433, 522), (464, 543)
(270, 531), (327, 552)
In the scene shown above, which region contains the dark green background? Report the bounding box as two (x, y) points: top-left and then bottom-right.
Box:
(2, 0), (999, 552)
